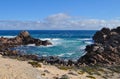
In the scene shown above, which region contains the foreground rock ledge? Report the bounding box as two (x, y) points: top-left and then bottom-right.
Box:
(78, 27), (120, 66)
(0, 31), (52, 56)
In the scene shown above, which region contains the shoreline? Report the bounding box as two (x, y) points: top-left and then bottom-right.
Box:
(0, 28), (120, 79)
(1, 55), (120, 79)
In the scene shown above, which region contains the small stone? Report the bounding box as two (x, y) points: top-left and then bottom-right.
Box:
(44, 70), (50, 73)
(68, 71), (78, 76)
(60, 74), (70, 79)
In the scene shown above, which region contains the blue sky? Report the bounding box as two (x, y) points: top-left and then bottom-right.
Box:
(0, 0), (120, 30)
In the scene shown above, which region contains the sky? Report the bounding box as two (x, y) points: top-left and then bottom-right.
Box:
(0, 0), (120, 30)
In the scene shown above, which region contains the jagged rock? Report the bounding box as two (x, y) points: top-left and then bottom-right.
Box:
(42, 40), (52, 46)
(78, 26), (120, 66)
(101, 27), (111, 35)
(0, 31), (52, 46)
(18, 31), (31, 38)
(93, 31), (105, 44)
(111, 26), (120, 34)
(0, 31), (52, 56)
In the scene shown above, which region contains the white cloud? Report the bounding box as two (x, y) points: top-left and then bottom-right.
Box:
(0, 13), (120, 30)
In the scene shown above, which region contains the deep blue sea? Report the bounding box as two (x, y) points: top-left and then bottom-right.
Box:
(0, 30), (96, 60)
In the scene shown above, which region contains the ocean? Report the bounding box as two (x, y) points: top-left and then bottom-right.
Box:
(0, 30), (96, 60)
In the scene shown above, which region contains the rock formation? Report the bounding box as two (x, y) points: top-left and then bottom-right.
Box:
(78, 27), (120, 66)
(0, 31), (52, 56)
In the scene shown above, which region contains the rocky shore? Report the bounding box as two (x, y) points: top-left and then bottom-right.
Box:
(0, 31), (52, 56)
(1, 27), (120, 67)
(78, 27), (120, 66)
(0, 28), (120, 79)
(0, 31), (77, 66)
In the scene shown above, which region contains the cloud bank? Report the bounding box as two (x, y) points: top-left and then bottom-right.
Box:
(0, 13), (120, 30)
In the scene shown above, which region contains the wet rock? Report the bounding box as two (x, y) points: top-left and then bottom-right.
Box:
(42, 40), (52, 46)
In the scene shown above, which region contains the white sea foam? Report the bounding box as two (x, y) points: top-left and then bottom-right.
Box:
(39, 38), (63, 46)
(58, 52), (74, 57)
(79, 45), (86, 49)
(40, 38), (62, 41)
(58, 53), (65, 57)
(42, 54), (47, 56)
(0, 35), (16, 38)
(66, 53), (73, 55)
(40, 38), (51, 41)
(27, 44), (36, 46)
(85, 41), (93, 44)
(51, 38), (62, 41)
(38, 44), (58, 48)
(77, 38), (92, 41)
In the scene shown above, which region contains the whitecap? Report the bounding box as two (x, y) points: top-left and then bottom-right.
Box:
(85, 41), (93, 44)
(51, 38), (62, 41)
(42, 54), (47, 56)
(57, 52), (74, 57)
(79, 45), (86, 49)
(40, 38), (51, 41)
(27, 44), (36, 46)
(57, 53), (65, 57)
(40, 45), (55, 47)
(40, 38), (62, 41)
(39, 38), (63, 46)
(66, 53), (73, 55)
(77, 38), (92, 41)
(0, 35), (16, 38)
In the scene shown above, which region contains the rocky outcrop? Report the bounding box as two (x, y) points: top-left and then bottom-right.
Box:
(0, 31), (52, 47)
(0, 31), (52, 56)
(78, 27), (120, 66)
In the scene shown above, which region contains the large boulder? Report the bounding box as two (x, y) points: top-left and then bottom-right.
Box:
(18, 31), (31, 38)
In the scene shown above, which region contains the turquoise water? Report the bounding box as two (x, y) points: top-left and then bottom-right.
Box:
(0, 30), (96, 60)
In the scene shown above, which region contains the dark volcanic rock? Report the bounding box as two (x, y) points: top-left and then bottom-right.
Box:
(78, 27), (120, 66)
